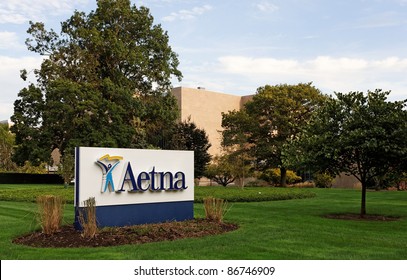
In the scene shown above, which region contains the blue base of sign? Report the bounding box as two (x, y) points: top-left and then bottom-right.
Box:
(74, 200), (194, 229)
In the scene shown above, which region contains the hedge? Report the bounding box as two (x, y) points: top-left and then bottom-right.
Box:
(0, 173), (64, 184)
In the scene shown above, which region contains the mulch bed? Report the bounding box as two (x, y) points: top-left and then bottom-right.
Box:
(12, 219), (238, 248)
(324, 213), (401, 221)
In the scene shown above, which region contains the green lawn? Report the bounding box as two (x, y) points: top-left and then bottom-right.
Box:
(0, 185), (406, 260)
(0, 184), (316, 204)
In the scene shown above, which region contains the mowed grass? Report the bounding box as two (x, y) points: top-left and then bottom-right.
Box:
(0, 184), (74, 203)
(0, 184), (316, 204)
(0, 185), (406, 260)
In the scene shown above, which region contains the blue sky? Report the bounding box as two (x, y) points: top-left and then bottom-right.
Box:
(1, 0), (407, 120)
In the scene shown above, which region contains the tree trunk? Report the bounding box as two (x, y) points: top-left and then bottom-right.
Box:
(280, 167), (287, 187)
(360, 181), (367, 217)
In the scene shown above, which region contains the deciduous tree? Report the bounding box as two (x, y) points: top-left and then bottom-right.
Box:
(0, 123), (16, 171)
(11, 0), (182, 164)
(222, 83), (325, 186)
(205, 155), (236, 187)
(286, 89), (407, 216)
(170, 119), (211, 179)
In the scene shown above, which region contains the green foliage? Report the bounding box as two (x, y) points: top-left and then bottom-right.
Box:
(11, 0), (182, 164)
(287, 89), (407, 215)
(220, 109), (257, 188)
(58, 151), (75, 186)
(141, 93), (181, 149)
(313, 172), (333, 188)
(11, 85), (52, 165)
(371, 172), (406, 190)
(170, 119), (211, 179)
(0, 124), (16, 171)
(16, 161), (48, 174)
(222, 83), (326, 186)
(225, 145), (255, 188)
(195, 186), (316, 203)
(229, 153), (253, 188)
(259, 168), (302, 185)
(205, 155), (236, 186)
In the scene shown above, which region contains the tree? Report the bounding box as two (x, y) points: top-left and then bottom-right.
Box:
(11, 0), (182, 165)
(170, 119), (211, 179)
(205, 155), (236, 187)
(286, 89), (407, 216)
(222, 145), (254, 188)
(0, 123), (17, 171)
(222, 83), (326, 186)
(220, 110), (254, 188)
(58, 152), (75, 187)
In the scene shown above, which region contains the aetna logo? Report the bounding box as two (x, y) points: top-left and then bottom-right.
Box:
(96, 154), (187, 193)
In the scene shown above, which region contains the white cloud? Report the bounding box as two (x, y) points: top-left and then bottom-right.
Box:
(256, 1), (279, 13)
(162, 5), (212, 22)
(136, 0), (188, 6)
(0, 32), (24, 51)
(0, 102), (14, 121)
(218, 55), (407, 100)
(0, 0), (89, 24)
(0, 56), (43, 120)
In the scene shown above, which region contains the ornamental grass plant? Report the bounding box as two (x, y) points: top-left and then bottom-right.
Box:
(78, 197), (98, 238)
(36, 195), (65, 234)
(203, 197), (230, 223)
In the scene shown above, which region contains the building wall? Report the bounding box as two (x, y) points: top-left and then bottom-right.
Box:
(172, 87), (357, 189)
(332, 173), (362, 189)
(172, 87), (252, 156)
(0, 120), (13, 128)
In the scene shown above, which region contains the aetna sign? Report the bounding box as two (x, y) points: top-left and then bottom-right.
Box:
(74, 147), (194, 228)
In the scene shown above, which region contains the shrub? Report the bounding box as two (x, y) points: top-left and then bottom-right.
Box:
(203, 197), (229, 223)
(259, 168), (302, 185)
(78, 197), (98, 238)
(313, 172), (334, 188)
(36, 195), (65, 234)
(195, 186), (316, 203)
(17, 161), (48, 174)
(289, 181), (315, 188)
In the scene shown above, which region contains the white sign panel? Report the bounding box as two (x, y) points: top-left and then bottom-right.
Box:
(74, 147), (194, 227)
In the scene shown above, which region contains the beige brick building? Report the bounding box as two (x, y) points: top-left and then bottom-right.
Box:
(171, 86), (360, 188)
(172, 87), (252, 156)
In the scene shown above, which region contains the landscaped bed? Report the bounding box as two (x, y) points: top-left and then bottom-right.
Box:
(8, 185), (313, 248)
(13, 219), (238, 248)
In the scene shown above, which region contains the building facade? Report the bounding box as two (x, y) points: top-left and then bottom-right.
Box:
(172, 87), (252, 156)
(172, 86), (361, 188)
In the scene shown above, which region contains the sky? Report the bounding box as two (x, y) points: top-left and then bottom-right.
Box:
(1, 0), (407, 120)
